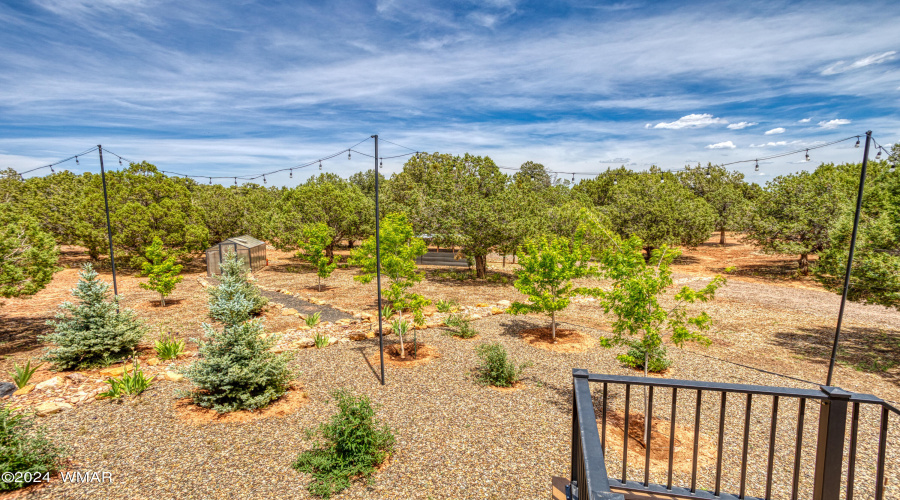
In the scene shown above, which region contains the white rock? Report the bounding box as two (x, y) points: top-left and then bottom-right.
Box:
(497, 300), (511, 307)
(35, 376), (63, 391)
(164, 371), (184, 382)
(35, 401), (72, 416)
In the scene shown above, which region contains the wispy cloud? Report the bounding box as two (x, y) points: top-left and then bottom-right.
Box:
(822, 51), (897, 75)
(726, 122), (756, 130)
(750, 141), (788, 147)
(765, 128), (786, 135)
(706, 141), (736, 149)
(818, 119), (851, 129)
(653, 114), (727, 130)
(798, 118), (811, 123)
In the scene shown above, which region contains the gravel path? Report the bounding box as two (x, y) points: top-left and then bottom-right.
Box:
(259, 290), (354, 324)
(22, 314), (899, 500)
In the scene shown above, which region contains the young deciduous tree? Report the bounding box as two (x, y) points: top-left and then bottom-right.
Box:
(350, 213), (430, 327)
(508, 232), (592, 342)
(0, 206), (59, 301)
(298, 222), (337, 292)
(41, 263), (146, 369)
(139, 237), (183, 306)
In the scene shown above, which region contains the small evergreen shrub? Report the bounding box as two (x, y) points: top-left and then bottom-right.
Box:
(617, 342), (672, 373)
(208, 251), (268, 327)
(41, 264), (146, 370)
(474, 342), (531, 387)
(0, 405), (65, 492)
(10, 360), (43, 388)
(443, 314), (477, 338)
(293, 390), (395, 498)
(97, 361), (155, 399)
(182, 319), (293, 412)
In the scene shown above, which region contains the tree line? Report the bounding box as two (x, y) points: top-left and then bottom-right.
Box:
(1, 144), (898, 309)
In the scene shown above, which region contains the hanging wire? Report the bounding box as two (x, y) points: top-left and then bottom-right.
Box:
(15, 146), (99, 176)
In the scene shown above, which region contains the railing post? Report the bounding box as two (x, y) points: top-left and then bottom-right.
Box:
(812, 386), (852, 500)
(570, 369), (624, 500)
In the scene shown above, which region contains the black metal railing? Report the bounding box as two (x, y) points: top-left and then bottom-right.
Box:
(569, 369), (898, 500)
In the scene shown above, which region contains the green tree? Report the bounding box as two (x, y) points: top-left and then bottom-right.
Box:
(350, 213), (430, 325)
(139, 237), (184, 306)
(0, 206), (59, 300)
(508, 232), (592, 342)
(573, 166), (631, 208)
(677, 164), (751, 245)
(513, 161), (551, 189)
(745, 168), (852, 274)
(816, 162), (900, 309)
(208, 251), (268, 327)
(182, 318), (293, 413)
(298, 222), (337, 292)
(41, 263), (146, 369)
(602, 168), (716, 258)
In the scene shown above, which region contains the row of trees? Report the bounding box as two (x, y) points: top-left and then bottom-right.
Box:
(1, 144), (898, 309)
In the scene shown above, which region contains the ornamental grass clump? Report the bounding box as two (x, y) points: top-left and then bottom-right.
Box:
(41, 263), (145, 370)
(293, 390), (395, 498)
(208, 251), (268, 327)
(474, 342), (531, 387)
(0, 405), (65, 492)
(182, 319), (293, 413)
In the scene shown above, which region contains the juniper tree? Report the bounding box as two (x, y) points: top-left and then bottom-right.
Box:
(139, 237), (183, 306)
(208, 251), (268, 327)
(41, 263), (146, 370)
(182, 319), (293, 412)
(508, 231), (592, 342)
(0, 206), (59, 301)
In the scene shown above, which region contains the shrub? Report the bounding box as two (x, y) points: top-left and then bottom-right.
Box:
(10, 360), (43, 389)
(0, 405), (65, 492)
(154, 334), (185, 361)
(97, 361), (155, 399)
(41, 263), (146, 370)
(182, 319), (293, 413)
(435, 299), (458, 313)
(474, 342), (531, 387)
(443, 314), (477, 339)
(208, 251), (268, 327)
(305, 311), (321, 328)
(617, 342), (672, 373)
(293, 390), (395, 498)
(314, 332), (329, 349)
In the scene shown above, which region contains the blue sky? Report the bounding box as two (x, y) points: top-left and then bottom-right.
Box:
(1, 0), (898, 185)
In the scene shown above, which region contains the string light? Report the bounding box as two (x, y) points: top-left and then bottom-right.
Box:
(50, 166), (54, 173)
(348, 150), (351, 160)
(118, 158), (122, 166)
(208, 177), (211, 185)
(319, 160), (322, 171)
(234, 177), (237, 186)
(855, 137), (861, 148)
(263, 175), (267, 184)
(755, 160), (759, 172)
(805, 150), (810, 162)
(705, 168), (711, 178)
(75, 156), (79, 165)
(875, 148), (882, 160)
(289, 169), (293, 179)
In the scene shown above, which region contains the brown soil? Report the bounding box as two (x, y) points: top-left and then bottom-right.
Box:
(173, 386), (308, 425)
(384, 342), (439, 367)
(518, 327), (594, 353)
(488, 380), (525, 392)
(602, 410), (717, 475)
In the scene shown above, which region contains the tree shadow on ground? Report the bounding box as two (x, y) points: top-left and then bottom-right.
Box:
(497, 318), (544, 339)
(423, 269), (515, 289)
(772, 325), (900, 385)
(671, 254), (701, 265)
(0, 315), (53, 358)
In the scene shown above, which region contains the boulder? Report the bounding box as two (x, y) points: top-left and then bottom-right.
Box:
(36, 401), (72, 417)
(35, 376), (63, 391)
(0, 382), (17, 398)
(146, 358), (161, 366)
(336, 319), (352, 325)
(497, 300), (511, 307)
(164, 371), (184, 382)
(293, 338), (315, 348)
(13, 384), (35, 396)
(347, 332), (369, 341)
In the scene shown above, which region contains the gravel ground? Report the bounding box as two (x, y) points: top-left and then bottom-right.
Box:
(20, 314), (899, 500)
(259, 290), (354, 324)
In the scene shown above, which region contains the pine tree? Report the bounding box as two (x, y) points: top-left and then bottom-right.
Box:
(139, 237), (183, 306)
(208, 251), (267, 327)
(182, 319), (293, 412)
(41, 263), (146, 370)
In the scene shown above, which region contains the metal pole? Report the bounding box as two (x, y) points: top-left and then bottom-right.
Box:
(826, 131), (871, 386)
(373, 135), (385, 385)
(97, 145), (119, 309)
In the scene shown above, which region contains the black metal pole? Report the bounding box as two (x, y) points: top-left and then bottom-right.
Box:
(826, 131), (871, 386)
(373, 135), (385, 385)
(97, 145), (119, 310)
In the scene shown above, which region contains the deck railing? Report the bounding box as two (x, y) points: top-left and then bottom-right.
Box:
(569, 369), (898, 500)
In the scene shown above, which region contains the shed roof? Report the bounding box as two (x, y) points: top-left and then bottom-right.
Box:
(206, 235), (266, 251)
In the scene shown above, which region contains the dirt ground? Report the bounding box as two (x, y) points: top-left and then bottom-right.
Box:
(1, 232), (898, 403)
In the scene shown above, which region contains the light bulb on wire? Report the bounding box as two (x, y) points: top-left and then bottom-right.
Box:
(234, 177), (237, 186)
(263, 175), (267, 184)
(319, 161), (322, 171)
(348, 150), (351, 160)
(289, 169), (292, 179)
(755, 160), (759, 172)
(805, 150), (810, 162)
(855, 137), (861, 148)
(118, 158), (122, 166)
(75, 156), (79, 165)
(875, 148), (882, 160)
(50, 166), (55, 173)
(208, 177), (212, 185)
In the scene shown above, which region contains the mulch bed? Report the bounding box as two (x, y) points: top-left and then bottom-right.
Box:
(518, 327), (594, 353)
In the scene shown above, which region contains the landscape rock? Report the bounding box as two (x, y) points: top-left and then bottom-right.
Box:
(36, 401), (72, 416)
(476, 303), (489, 308)
(497, 300), (511, 307)
(281, 308), (298, 316)
(146, 358), (161, 366)
(0, 382), (17, 398)
(347, 332), (369, 341)
(35, 376), (63, 391)
(99, 364), (134, 377)
(164, 371), (184, 382)
(470, 314), (482, 320)
(292, 338), (315, 348)
(66, 373), (88, 383)
(13, 384), (35, 396)
(491, 307), (505, 315)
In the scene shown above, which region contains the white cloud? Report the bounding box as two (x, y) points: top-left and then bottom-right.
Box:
(706, 141), (736, 149)
(727, 121), (756, 130)
(765, 127), (786, 135)
(798, 118), (811, 123)
(750, 141), (788, 148)
(818, 119), (851, 129)
(822, 51), (897, 75)
(644, 123), (651, 129)
(653, 113), (727, 130)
